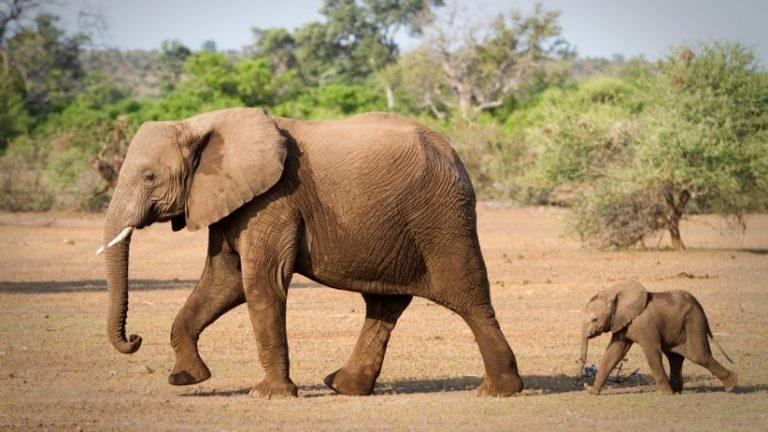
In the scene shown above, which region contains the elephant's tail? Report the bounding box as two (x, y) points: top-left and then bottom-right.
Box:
(707, 328), (734, 364)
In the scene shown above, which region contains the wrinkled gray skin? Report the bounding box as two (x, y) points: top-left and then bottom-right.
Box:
(102, 108), (523, 398)
(578, 281), (737, 394)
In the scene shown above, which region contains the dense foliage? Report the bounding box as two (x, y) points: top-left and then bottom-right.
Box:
(0, 1), (765, 249)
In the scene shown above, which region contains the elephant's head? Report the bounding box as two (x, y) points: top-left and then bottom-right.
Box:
(577, 281), (648, 373)
(99, 107), (287, 354)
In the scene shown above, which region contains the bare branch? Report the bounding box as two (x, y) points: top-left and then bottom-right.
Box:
(418, 3), (567, 119)
(0, 0), (47, 45)
(475, 100), (504, 111)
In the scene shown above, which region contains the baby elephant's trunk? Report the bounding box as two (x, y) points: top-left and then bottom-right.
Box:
(578, 334), (589, 374)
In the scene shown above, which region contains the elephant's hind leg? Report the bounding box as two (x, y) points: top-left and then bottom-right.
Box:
(424, 239), (523, 396)
(665, 351), (685, 393)
(458, 303), (524, 396)
(682, 333), (738, 392)
(169, 227), (245, 386)
(687, 351), (737, 392)
(325, 293), (412, 395)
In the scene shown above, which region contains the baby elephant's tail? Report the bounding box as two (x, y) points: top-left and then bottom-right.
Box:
(707, 328), (735, 364)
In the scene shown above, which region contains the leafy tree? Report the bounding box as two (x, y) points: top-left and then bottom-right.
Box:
(396, 45), (447, 117)
(412, 3), (571, 119)
(253, 0), (443, 85)
(633, 43), (768, 249)
(0, 7), (84, 148)
(528, 43), (768, 249)
(5, 13), (85, 118)
(182, 51), (237, 94)
(1, 0), (49, 67)
(158, 39), (191, 92)
(250, 27), (297, 74)
(0, 67), (31, 148)
(200, 39), (217, 52)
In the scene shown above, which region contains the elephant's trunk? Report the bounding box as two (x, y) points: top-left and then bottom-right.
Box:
(103, 198), (142, 354)
(578, 330), (589, 374)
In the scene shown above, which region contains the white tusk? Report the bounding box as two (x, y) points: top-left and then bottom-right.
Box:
(107, 227), (135, 247)
(96, 226), (135, 254)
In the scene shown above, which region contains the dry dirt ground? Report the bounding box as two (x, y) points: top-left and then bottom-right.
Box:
(0, 206), (766, 431)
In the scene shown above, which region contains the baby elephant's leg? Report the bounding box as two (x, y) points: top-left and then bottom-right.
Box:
(702, 356), (737, 392)
(684, 314), (738, 392)
(664, 352), (684, 393)
(684, 336), (738, 392)
(586, 333), (632, 395)
(640, 343), (674, 394)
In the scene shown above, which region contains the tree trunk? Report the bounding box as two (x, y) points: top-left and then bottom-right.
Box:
(669, 219), (684, 251)
(92, 121), (127, 189)
(664, 189), (690, 251)
(385, 85), (395, 110)
(457, 91), (471, 120)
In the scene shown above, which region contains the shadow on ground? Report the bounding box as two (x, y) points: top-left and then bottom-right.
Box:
(180, 373), (768, 398)
(180, 375), (592, 398)
(686, 384), (768, 394)
(0, 279), (319, 293)
(742, 248), (768, 255)
(0, 279), (198, 293)
(685, 247), (768, 255)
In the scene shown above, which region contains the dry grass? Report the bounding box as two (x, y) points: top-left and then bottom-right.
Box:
(0, 206), (767, 431)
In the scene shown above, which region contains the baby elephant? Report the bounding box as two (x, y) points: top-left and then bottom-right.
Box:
(578, 281), (737, 394)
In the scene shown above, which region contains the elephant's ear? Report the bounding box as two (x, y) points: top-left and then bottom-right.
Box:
(610, 281), (648, 333)
(182, 108), (287, 231)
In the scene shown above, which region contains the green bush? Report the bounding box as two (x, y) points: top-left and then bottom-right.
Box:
(272, 82), (388, 119)
(568, 183), (666, 249)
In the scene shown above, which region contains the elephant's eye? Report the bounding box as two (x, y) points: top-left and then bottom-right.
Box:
(591, 318), (597, 323)
(142, 169), (155, 186)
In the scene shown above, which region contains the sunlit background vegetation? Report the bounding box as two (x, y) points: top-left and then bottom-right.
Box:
(1, 0), (766, 249)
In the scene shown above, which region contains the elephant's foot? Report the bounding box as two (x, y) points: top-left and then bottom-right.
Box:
(324, 368), (376, 396)
(656, 384), (675, 395)
(168, 359), (211, 386)
(583, 383), (600, 395)
(669, 377), (684, 393)
(476, 373), (524, 397)
(722, 371), (738, 392)
(249, 377), (298, 399)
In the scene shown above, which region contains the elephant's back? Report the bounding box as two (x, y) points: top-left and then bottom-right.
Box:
(275, 114), (475, 209)
(272, 114), (479, 293)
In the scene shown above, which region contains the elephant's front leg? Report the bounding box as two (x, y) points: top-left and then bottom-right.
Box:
(585, 333), (632, 395)
(241, 215), (301, 398)
(640, 342), (674, 394)
(243, 269), (297, 398)
(325, 293), (412, 395)
(169, 228), (245, 386)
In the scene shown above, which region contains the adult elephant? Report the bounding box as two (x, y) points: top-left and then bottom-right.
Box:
(100, 107), (522, 397)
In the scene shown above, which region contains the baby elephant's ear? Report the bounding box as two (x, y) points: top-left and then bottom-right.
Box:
(610, 281), (648, 332)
